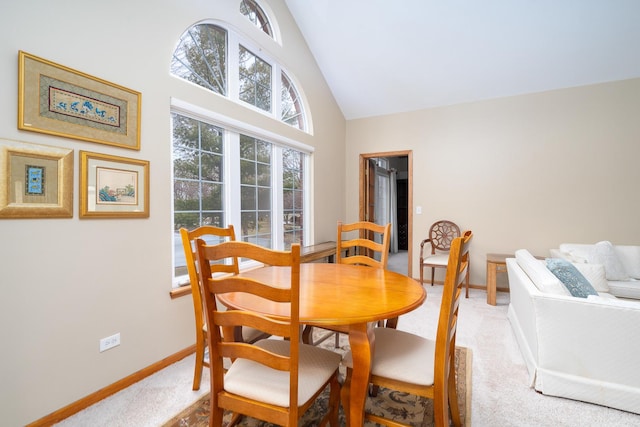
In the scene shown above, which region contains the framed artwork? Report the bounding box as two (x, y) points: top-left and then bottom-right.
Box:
(0, 139), (73, 218)
(79, 151), (149, 218)
(18, 50), (141, 150)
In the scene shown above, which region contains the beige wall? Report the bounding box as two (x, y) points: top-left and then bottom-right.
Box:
(346, 78), (640, 285)
(0, 1), (345, 425)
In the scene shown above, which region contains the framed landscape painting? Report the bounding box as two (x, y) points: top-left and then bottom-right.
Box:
(18, 51), (141, 150)
(79, 151), (149, 218)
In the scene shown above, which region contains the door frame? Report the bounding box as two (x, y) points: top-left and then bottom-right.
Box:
(359, 150), (413, 277)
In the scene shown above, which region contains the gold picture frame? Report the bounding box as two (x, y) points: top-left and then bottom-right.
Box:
(0, 139), (73, 218)
(18, 50), (141, 150)
(79, 151), (149, 218)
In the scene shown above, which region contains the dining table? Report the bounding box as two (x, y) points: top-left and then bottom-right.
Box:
(216, 262), (426, 426)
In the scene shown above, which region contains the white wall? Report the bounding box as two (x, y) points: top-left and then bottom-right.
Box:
(0, 1), (345, 425)
(345, 79), (640, 285)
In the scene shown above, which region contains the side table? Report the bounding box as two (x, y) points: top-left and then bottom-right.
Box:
(486, 252), (543, 305)
(486, 253), (512, 306)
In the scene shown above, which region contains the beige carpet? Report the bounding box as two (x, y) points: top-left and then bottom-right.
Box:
(162, 343), (471, 427)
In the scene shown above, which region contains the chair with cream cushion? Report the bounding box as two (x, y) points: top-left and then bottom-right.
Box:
(302, 220), (392, 347)
(179, 225), (269, 391)
(420, 220), (470, 298)
(195, 240), (341, 427)
(341, 230), (473, 427)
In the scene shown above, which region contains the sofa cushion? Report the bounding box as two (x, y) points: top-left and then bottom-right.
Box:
(572, 262), (609, 292)
(588, 241), (629, 281)
(614, 245), (640, 279)
(557, 243), (592, 263)
(515, 250), (568, 295)
(607, 280), (640, 300)
(546, 258), (598, 298)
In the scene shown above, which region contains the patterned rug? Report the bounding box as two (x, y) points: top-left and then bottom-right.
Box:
(163, 333), (471, 427)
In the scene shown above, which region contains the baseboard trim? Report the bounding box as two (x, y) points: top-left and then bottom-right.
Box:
(26, 345), (196, 427)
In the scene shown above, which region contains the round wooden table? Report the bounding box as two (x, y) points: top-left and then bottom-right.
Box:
(218, 262), (426, 426)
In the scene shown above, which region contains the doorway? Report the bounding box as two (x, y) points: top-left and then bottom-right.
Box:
(359, 151), (412, 277)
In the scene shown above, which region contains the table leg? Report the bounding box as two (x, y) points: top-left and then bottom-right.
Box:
(343, 322), (374, 426)
(486, 261), (497, 306)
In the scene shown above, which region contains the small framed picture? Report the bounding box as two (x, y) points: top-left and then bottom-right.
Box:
(0, 139), (73, 218)
(79, 151), (149, 218)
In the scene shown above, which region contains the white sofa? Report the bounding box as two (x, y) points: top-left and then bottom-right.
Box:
(550, 242), (640, 299)
(506, 249), (640, 414)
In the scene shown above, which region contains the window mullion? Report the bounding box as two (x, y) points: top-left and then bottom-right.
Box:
(272, 145), (284, 250)
(227, 31), (239, 103)
(274, 64), (282, 122)
(226, 131), (241, 229)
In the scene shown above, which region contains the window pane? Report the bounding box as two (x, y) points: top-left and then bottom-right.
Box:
(200, 123), (223, 153)
(174, 180), (200, 211)
(240, 159), (255, 185)
(239, 45), (272, 112)
(241, 186), (256, 210)
(256, 140), (271, 163)
(201, 152), (222, 182)
(171, 24), (227, 95)
(258, 187), (271, 210)
(283, 148), (305, 249)
(281, 71), (305, 130)
(202, 182), (223, 211)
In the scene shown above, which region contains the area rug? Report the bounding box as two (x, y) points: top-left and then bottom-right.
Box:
(163, 334), (471, 427)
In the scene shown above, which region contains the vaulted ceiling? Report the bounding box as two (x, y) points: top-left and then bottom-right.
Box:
(285, 0), (640, 120)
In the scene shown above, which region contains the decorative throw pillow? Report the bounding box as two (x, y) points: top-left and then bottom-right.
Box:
(572, 262), (609, 293)
(546, 258), (598, 298)
(614, 246), (640, 279)
(588, 241), (629, 281)
(515, 250), (568, 295)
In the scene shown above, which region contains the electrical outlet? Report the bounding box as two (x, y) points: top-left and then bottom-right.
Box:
(99, 333), (121, 352)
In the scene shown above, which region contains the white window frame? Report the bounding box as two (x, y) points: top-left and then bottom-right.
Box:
(171, 98), (313, 286)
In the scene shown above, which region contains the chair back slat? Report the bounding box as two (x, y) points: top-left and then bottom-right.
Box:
(336, 220), (391, 269)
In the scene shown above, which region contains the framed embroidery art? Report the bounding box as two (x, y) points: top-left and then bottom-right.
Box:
(18, 51), (141, 150)
(79, 151), (149, 218)
(0, 139), (73, 218)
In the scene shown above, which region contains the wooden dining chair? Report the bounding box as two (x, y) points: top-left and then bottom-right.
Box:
(302, 220), (392, 347)
(179, 225), (269, 390)
(420, 220), (470, 297)
(195, 240), (342, 427)
(341, 230), (473, 427)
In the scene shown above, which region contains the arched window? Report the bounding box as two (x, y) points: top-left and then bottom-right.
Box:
(240, 0), (273, 37)
(171, 22), (307, 131)
(281, 71), (305, 130)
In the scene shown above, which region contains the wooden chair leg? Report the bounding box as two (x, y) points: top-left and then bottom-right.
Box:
(420, 263), (424, 284)
(465, 267), (470, 298)
(192, 332), (205, 390)
(320, 375), (341, 427)
(431, 267), (435, 286)
(448, 361), (462, 427)
(341, 368), (352, 427)
(301, 325), (314, 344)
